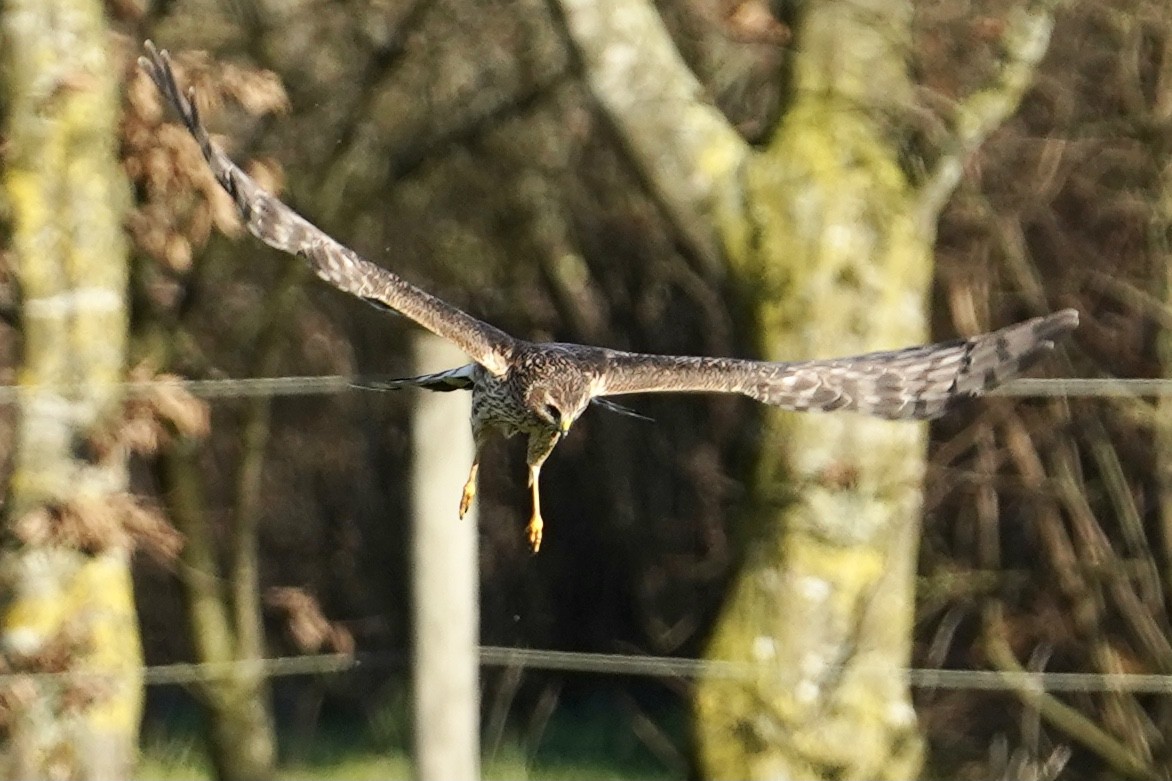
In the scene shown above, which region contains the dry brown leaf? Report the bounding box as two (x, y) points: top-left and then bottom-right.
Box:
(12, 494), (182, 561)
(147, 374), (211, 439)
(11, 507), (53, 546)
(115, 494), (184, 562)
(265, 586), (355, 655)
(221, 64), (290, 117)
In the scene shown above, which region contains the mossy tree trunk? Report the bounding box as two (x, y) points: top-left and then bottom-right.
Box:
(161, 438), (276, 781)
(693, 4), (932, 773)
(695, 5), (931, 777)
(0, 0), (140, 778)
(554, 0), (1055, 777)
(147, 265), (307, 781)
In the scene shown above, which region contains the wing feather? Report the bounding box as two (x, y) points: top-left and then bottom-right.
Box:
(140, 42), (515, 377)
(352, 363), (479, 393)
(595, 309), (1078, 421)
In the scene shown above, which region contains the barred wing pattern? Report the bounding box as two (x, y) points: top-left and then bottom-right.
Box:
(595, 310), (1079, 420)
(140, 42), (516, 377)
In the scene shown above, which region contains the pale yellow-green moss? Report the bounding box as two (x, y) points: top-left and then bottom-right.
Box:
(694, 2), (932, 778)
(2, 0), (139, 778)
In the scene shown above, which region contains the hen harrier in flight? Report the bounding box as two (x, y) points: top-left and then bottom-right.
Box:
(141, 42), (1078, 552)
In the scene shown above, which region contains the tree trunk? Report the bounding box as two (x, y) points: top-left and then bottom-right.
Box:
(551, 0), (1055, 776)
(0, 0), (140, 778)
(159, 437), (274, 781)
(142, 268), (309, 781)
(148, 255), (309, 780)
(694, 4), (929, 777)
(692, 2), (1055, 777)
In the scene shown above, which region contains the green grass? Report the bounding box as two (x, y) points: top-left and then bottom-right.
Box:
(137, 737), (676, 780)
(137, 695), (684, 780)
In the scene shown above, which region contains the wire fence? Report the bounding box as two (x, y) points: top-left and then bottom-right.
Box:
(5, 647), (1172, 695)
(4, 373), (1171, 699)
(0, 375), (1171, 403)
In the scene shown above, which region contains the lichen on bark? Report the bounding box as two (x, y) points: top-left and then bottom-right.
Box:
(1, 0), (141, 778)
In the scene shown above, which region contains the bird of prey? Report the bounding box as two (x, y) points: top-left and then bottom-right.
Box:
(141, 42), (1079, 553)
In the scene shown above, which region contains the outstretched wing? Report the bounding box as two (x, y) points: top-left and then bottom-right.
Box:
(140, 42), (516, 377)
(593, 309), (1078, 421)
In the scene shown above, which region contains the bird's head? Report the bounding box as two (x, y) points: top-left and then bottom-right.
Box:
(528, 382), (591, 436)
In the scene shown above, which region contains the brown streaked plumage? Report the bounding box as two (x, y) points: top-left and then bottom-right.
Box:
(140, 42), (1079, 552)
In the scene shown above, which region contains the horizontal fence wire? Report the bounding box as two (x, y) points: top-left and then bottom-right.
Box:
(0, 377), (1166, 695)
(5, 648), (1172, 694)
(0, 376), (1170, 403)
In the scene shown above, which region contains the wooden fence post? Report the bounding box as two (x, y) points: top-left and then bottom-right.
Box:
(411, 333), (481, 780)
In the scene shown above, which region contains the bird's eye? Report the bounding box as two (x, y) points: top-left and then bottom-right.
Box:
(543, 403), (560, 422)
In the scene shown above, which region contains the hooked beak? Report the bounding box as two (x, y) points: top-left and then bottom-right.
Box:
(559, 417), (572, 435)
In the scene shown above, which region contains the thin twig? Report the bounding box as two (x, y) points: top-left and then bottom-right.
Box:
(983, 603), (1160, 781)
(916, 1), (1059, 228)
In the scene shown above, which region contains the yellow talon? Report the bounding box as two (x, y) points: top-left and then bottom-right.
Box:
(527, 513), (544, 553)
(459, 482), (475, 518)
(459, 462), (479, 519)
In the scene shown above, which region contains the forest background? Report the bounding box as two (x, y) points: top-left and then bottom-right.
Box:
(1, 0), (1170, 779)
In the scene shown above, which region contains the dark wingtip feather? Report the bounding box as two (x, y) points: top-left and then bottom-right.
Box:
(1005, 307), (1079, 366)
(140, 41), (203, 140)
(1033, 308), (1080, 346)
(818, 309), (1079, 421)
(952, 308), (1079, 406)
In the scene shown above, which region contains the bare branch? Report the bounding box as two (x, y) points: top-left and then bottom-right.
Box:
(916, 2), (1059, 229)
(984, 604), (1161, 781)
(549, 0), (749, 271)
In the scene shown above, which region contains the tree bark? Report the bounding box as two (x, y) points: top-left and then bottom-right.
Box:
(151, 266), (306, 781)
(695, 8), (930, 776)
(161, 439), (276, 781)
(553, 0), (1055, 777)
(0, 1), (140, 778)
(550, 0), (747, 272)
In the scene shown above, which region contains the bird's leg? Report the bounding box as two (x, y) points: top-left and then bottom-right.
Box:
(459, 426), (488, 519)
(527, 462), (543, 553)
(524, 430), (560, 553)
(459, 457), (479, 519)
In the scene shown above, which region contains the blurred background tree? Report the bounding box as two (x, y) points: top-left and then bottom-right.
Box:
(2, 0), (1171, 779)
(0, 0), (174, 777)
(556, 0), (1056, 777)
